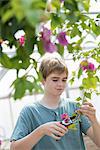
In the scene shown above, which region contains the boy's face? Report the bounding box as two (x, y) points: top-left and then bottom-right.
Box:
(43, 71), (67, 96)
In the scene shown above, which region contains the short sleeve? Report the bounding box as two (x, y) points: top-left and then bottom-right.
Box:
(10, 107), (33, 141)
(80, 114), (92, 135)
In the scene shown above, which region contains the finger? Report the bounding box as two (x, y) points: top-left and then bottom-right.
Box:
(83, 102), (94, 107)
(53, 125), (67, 134)
(50, 133), (61, 140)
(82, 106), (95, 113)
(56, 122), (68, 131)
(79, 108), (95, 116)
(52, 129), (65, 137)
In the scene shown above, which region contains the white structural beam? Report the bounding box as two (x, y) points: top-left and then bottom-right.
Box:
(0, 69), (8, 80)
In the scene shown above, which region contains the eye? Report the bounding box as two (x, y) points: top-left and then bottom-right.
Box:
(52, 79), (58, 82)
(62, 79), (67, 82)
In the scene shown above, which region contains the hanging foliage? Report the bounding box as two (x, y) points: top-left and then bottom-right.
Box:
(0, 0), (100, 100)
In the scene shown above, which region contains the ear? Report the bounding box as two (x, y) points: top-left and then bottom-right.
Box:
(41, 79), (46, 85)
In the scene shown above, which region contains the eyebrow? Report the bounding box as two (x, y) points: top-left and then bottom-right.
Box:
(51, 77), (67, 79)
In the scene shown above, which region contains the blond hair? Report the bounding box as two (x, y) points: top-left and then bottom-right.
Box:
(39, 52), (68, 79)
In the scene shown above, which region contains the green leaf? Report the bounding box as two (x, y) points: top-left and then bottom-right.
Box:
(33, 80), (43, 93)
(13, 78), (26, 100)
(79, 86), (84, 90)
(82, 77), (98, 89)
(97, 14), (100, 18)
(12, 77), (35, 99)
(65, 0), (78, 11)
(51, 14), (62, 30)
(76, 97), (82, 101)
(67, 44), (73, 53)
(91, 21), (100, 36)
(26, 9), (48, 27)
(69, 77), (75, 85)
(84, 92), (91, 99)
(0, 53), (12, 69)
(82, 0), (90, 12)
(51, 0), (60, 8)
(57, 44), (64, 56)
(10, 56), (21, 69)
(24, 28), (36, 55)
(70, 25), (81, 38)
(25, 80), (34, 93)
(95, 76), (100, 82)
(72, 71), (76, 76)
(78, 68), (83, 79)
(11, 0), (25, 21)
(76, 102), (81, 108)
(37, 40), (44, 55)
(2, 9), (14, 23)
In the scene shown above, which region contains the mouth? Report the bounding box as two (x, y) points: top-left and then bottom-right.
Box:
(56, 89), (63, 91)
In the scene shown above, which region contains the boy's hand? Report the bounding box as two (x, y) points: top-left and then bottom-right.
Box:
(41, 121), (68, 140)
(78, 102), (96, 124)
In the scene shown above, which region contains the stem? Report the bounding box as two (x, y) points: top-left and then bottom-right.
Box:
(82, 91), (85, 105)
(16, 69), (19, 78)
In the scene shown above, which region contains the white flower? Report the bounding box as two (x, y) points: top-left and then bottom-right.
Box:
(14, 30), (25, 39)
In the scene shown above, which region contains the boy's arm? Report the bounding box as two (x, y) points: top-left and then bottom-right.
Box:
(10, 125), (44, 150)
(86, 119), (100, 147)
(10, 121), (68, 150)
(78, 102), (100, 147)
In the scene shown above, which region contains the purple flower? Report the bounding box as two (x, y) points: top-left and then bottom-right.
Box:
(43, 41), (57, 53)
(41, 27), (51, 42)
(88, 62), (96, 71)
(57, 32), (69, 46)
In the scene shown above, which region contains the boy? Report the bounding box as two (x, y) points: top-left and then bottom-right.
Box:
(10, 52), (100, 150)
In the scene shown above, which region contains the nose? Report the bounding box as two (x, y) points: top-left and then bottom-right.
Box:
(57, 80), (63, 87)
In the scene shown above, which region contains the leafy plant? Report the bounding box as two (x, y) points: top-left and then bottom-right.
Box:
(0, 0), (100, 100)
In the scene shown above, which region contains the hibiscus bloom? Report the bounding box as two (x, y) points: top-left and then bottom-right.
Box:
(57, 32), (69, 46)
(41, 27), (51, 42)
(43, 41), (57, 53)
(80, 60), (96, 71)
(88, 62), (96, 71)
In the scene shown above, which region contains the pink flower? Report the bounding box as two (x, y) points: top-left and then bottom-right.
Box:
(57, 32), (69, 46)
(81, 66), (88, 71)
(88, 62), (96, 71)
(80, 60), (89, 71)
(44, 41), (57, 53)
(41, 27), (51, 42)
(19, 36), (25, 46)
(80, 60), (96, 71)
(61, 113), (69, 120)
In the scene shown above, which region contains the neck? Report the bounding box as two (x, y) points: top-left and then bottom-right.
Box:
(40, 93), (60, 109)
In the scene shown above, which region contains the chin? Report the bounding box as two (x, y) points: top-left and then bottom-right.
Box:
(55, 92), (63, 96)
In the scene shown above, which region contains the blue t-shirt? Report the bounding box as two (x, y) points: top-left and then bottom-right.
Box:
(10, 98), (91, 150)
